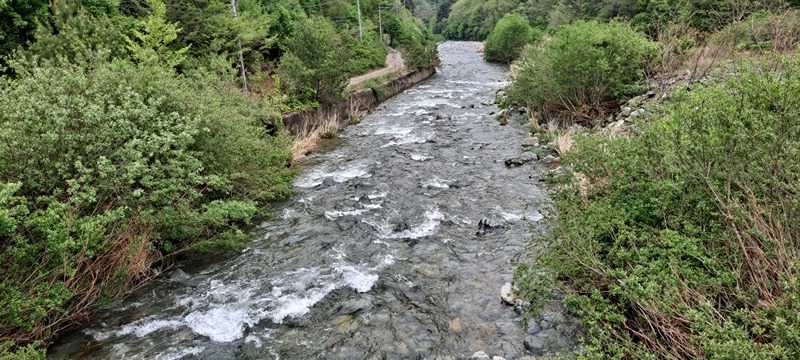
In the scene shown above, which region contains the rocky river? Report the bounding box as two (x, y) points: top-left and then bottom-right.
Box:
(49, 41), (576, 360)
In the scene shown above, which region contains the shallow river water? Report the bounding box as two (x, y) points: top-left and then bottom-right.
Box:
(50, 41), (561, 360)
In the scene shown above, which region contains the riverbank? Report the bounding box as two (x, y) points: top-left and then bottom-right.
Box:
(286, 65), (437, 159)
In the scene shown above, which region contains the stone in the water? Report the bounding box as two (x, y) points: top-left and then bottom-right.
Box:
(321, 176), (336, 187)
(470, 351), (491, 360)
(168, 268), (190, 282)
(493, 357), (506, 360)
(527, 321), (542, 335)
(541, 154), (558, 164)
(500, 282), (520, 305)
(393, 222), (411, 233)
(523, 335), (548, 355)
(340, 297), (374, 314)
(504, 153), (538, 168)
(476, 218), (503, 236)
(521, 137), (539, 147)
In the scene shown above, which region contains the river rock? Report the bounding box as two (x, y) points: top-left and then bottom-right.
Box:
(321, 176), (336, 187)
(541, 154), (558, 164)
(527, 321), (542, 335)
(521, 136), (539, 147)
(168, 268), (190, 282)
(500, 282), (520, 305)
(476, 218), (503, 236)
(493, 357), (506, 360)
(470, 351), (491, 360)
(504, 153), (538, 167)
(523, 335), (548, 355)
(339, 297), (373, 314)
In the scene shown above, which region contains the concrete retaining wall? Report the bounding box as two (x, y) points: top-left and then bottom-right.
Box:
(281, 66), (437, 135)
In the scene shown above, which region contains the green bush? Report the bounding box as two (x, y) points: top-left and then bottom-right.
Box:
(508, 21), (658, 124)
(0, 59), (293, 353)
(384, 12), (438, 70)
(484, 12), (537, 63)
(516, 56), (800, 358)
(716, 9), (800, 52)
(277, 15), (349, 104)
(344, 34), (388, 75)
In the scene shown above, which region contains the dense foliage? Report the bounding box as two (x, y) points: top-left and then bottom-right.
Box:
(507, 21), (658, 124)
(0, 57), (294, 351)
(516, 57), (800, 358)
(435, 0), (788, 40)
(483, 12), (538, 63)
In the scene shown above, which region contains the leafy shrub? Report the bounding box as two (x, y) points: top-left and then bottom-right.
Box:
(345, 35), (388, 75)
(21, 0), (129, 65)
(716, 9), (800, 52)
(0, 59), (293, 353)
(384, 12), (438, 70)
(440, 0), (517, 40)
(484, 12), (536, 63)
(277, 15), (349, 104)
(508, 21), (658, 124)
(516, 56), (800, 358)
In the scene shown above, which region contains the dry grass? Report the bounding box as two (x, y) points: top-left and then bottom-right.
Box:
(289, 115), (343, 159)
(554, 132), (573, 155)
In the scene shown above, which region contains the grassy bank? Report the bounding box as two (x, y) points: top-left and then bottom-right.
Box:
(476, 2), (800, 358)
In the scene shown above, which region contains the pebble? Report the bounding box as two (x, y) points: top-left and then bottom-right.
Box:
(470, 350), (491, 360)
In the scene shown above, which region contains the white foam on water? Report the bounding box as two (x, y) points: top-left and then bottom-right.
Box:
(245, 334), (263, 348)
(367, 192), (388, 199)
(375, 126), (414, 135)
(268, 283), (338, 323)
(381, 132), (435, 148)
(156, 346), (205, 360)
(185, 306), (250, 342)
(422, 177), (450, 189)
(362, 203), (383, 210)
(410, 154), (431, 161)
(114, 318), (184, 338)
(365, 209), (446, 239)
(336, 264), (379, 293)
(324, 208), (369, 220)
(282, 209), (300, 219)
(294, 163), (371, 188)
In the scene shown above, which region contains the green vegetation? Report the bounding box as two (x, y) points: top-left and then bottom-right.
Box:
(517, 57), (800, 358)
(0, 0), (437, 356)
(483, 12), (538, 63)
(437, 0), (800, 356)
(435, 0), (788, 41)
(508, 21), (658, 124)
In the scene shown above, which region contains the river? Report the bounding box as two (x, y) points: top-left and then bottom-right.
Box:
(49, 41), (571, 360)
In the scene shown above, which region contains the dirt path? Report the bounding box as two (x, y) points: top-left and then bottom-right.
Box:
(348, 48), (405, 87)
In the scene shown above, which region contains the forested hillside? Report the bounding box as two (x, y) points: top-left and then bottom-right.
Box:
(0, 0), (437, 357)
(434, 0), (800, 357)
(436, 0), (800, 40)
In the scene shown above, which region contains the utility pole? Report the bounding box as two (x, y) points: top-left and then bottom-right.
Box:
(231, 0), (248, 94)
(356, 0), (363, 41)
(378, 7), (382, 44)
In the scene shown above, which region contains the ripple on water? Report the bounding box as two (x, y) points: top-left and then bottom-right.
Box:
(294, 162), (371, 188)
(84, 255), (385, 345)
(363, 208), (446, 239)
